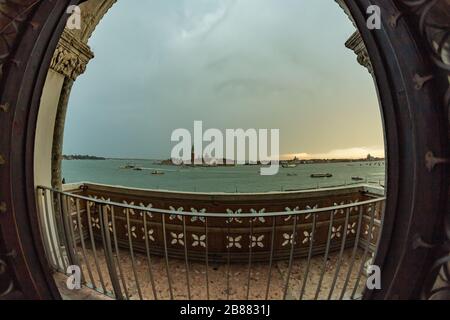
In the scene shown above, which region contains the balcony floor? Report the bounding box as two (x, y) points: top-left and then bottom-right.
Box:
(65, 247), (368, 300)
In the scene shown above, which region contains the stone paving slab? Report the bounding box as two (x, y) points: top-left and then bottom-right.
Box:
(61, 246), (368, 300)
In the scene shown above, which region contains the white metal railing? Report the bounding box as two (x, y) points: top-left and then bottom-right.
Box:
(36, 185), (385, 300)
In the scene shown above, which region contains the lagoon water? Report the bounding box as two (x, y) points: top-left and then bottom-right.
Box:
(62, 159), (386, 193)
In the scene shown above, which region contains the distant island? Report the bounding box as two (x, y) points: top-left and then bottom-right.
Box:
(63, 154), (106, 160)
(281, 154), (385, 165)
(62, 153), (385, 164)
(156, 154), (385, 167)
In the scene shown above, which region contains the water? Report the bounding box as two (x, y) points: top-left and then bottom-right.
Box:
(62, 160), (386, 193)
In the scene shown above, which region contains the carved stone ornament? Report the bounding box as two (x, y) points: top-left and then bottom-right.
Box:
(50, 30), (93, 80)
(346, 31), (373, 74)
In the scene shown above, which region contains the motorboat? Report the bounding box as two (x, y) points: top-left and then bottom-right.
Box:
(282, 163), (297, 168)
(120, 162), (136, 169)
(310, 173), (333, 178)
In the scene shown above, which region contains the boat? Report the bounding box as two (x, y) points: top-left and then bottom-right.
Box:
(120, 162), (137, 169)
(133, 167), (143, 171)
(310, 173), (333, 178)
(282, 163), (297, 168)
(352, 176), (365, 181)
(151, 170), (165, 175)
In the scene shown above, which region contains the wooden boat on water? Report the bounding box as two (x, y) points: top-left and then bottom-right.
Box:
(151, 170), (165, 175)
(120, 162), (137, 169)
(310, 173), (333, 178)
(352, 176), (365, 181)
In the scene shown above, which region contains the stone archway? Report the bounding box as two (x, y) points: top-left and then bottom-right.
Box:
(34, 0), (116, 192)
(43, 0), (376, 191)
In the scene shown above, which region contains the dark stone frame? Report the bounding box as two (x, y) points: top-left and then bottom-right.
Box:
(0, 0), (448, 299)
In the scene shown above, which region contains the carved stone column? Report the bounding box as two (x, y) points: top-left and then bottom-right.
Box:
(51, 78), (75, 189)
(50, 31), (93, 190)
(49, 0), (117, 190)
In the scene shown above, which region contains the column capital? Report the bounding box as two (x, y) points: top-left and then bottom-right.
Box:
(50, 30), (94, 80)
(345, 31), (373, 74)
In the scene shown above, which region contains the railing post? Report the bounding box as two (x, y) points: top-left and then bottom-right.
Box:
(351, 202), (377, 299)
(45, 190), (66, 272)
(65, 196), (86, 283)
(50, 191), (69, 271)
(314, 209), (335, 299)
(299, 213), (317, 300)
(86, 200), (108, 293)
(125, 208), (143, 300)
(265, 217), (277, 300)
(74, 198), (97, 289)
(36, 188), (58, 271)
(99, 204), (124, 300)
(283, 215), (298, 300)
(339, 204), (364, 300)
(58, 193), (78, 268)
(110, 207), (130, 299)
(161, 214), (174, 300)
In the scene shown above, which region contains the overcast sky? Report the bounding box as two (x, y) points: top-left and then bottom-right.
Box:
(64, 0), (385, 160)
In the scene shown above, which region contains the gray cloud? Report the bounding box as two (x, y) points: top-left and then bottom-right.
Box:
(64, 0), (384, 159)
